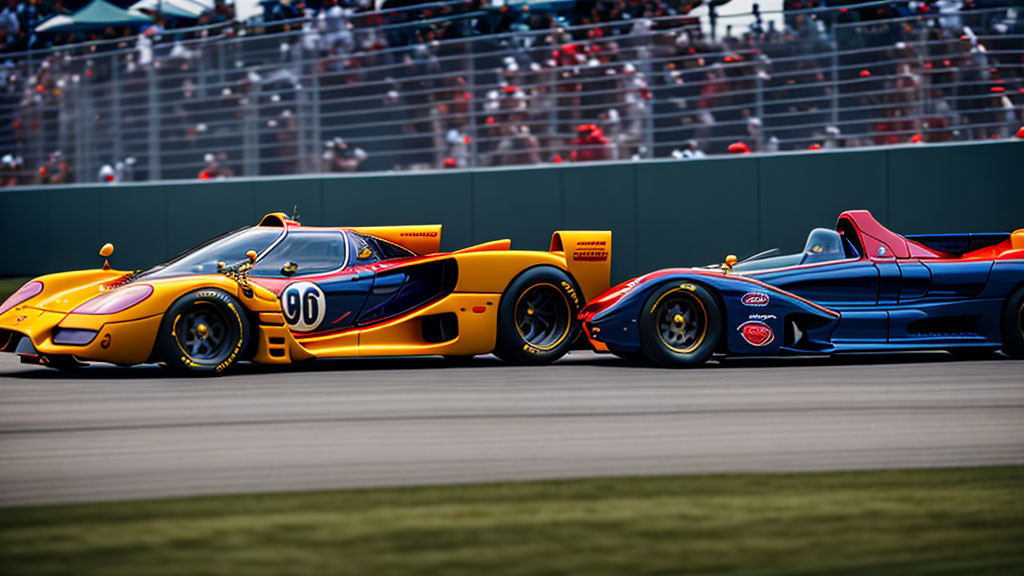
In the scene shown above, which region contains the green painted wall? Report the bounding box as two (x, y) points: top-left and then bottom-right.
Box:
(2, 140), (1021, 283)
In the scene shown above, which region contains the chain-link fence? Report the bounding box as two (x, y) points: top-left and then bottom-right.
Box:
(1, 2), (1021, 186)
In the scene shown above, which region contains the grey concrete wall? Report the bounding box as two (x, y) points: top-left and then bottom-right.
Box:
(1, 140), (1021, 283)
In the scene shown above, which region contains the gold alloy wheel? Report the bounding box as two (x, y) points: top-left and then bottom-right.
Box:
(514, 283), (572, 351)
(654, 290), (708, 354)
(173, 303), (230, 363)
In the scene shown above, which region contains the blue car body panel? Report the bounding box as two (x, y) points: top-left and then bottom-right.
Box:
(583, 212), (1024, 358)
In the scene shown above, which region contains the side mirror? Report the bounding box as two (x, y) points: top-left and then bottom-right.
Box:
(246, 250), (258, 263)
(99, 243), (114, 270)
(281, 262), (299, 277)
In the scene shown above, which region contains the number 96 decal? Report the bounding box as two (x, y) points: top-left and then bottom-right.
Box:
(281, 282), (326, 333)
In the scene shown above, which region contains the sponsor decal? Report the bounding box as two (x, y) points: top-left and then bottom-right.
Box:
(281, 282), (327, 333)
(741, 291), (770, 307)
(572, 249), (609, 262)
(576, 240), (607, 246)
(748, 313), (776, 321)
(400, 231), (438, 237)
(679, 283), (697, 291)
(738, 320), (775, 347)
(100, 334), (111, 349)
(560, 281), (580, 306)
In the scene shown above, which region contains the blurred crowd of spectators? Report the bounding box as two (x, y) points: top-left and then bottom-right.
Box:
(1, 0), (1022, 186)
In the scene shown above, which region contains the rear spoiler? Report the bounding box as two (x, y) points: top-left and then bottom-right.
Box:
(550, 231), (612, 302)
(905, 232), (1009, 256)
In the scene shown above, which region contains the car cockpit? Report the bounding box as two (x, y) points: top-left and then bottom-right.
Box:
(731, 228), (860, 273)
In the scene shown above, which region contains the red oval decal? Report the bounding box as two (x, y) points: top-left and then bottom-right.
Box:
(741, 292), (770, 307)
(738, 321), (774, 347)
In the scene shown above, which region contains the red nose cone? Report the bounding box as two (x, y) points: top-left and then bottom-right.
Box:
(859, 69), (871, 77)
(910, 133), (922, 144)
(1016, 126), (1024, 139)
(552, 154), (563, 163)
(443, 157), (457, 168)
(104, 174), (115, 182)
(808, 143), (822, 150)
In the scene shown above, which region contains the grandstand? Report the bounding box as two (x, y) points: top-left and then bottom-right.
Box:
(1, 0), (1021, 185)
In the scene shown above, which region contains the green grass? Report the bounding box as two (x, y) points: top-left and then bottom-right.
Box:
(0, 278), (30, 302)
(1, 467), (1022, 576)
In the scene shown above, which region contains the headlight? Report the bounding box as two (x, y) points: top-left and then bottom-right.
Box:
(73, 284), (154, 315)
(0, 281), (43, 316)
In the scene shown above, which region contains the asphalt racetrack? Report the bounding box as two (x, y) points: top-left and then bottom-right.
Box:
(1, 351), (1022, 506)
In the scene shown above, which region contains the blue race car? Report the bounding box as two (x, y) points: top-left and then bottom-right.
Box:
(580, 211), (1024, 366)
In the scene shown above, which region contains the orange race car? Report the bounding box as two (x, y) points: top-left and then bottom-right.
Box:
(0, 213), (611, 375)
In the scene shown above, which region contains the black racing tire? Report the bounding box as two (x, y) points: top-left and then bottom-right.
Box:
(1001, 286), (1024, 359)
(156, 289), (250, 376)
(493, 266), (582, 365)
(639, 282), (722, 368)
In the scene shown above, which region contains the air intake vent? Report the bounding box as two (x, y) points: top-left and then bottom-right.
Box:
(907, 316), (981, 337)
(422, 313), (458, 343)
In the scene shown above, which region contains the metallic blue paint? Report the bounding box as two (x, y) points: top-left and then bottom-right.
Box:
(583, 222), (1024, 359)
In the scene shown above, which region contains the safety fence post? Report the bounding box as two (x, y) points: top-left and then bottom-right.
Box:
(110, 51), (123, 173)
(467, 39), (478, 168)
(147, 58), (161, 181)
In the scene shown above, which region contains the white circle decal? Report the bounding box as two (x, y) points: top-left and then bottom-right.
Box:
(281, 282), (326, 333)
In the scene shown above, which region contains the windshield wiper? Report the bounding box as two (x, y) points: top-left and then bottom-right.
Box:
(738, 248), (780, 264)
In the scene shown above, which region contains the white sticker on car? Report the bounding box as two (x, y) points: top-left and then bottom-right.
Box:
(282, 282), (326, 333)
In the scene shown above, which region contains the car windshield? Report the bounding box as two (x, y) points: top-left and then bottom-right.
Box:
(732, 228), (854, 272)
(140, 227), (284, 279)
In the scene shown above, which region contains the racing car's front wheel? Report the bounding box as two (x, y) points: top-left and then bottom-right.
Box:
(640, 283), (722, 367)
(1001, 286), (1024, 359)
(494, 266), (581, 365)
(156, 289), (251, 376)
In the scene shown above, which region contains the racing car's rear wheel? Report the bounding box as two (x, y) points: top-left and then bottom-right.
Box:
(156, 289), (250, 376)
(640, 283), (722, 367)
(494, 266), (581, 365)
(1001, 286), (1024, 359)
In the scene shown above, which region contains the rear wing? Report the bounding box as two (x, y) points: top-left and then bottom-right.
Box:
(550, 231), (612, 302)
